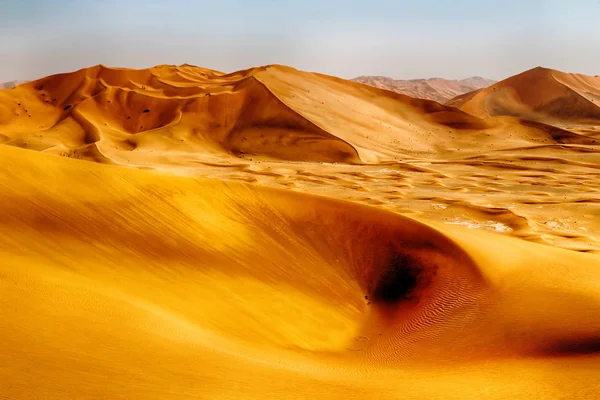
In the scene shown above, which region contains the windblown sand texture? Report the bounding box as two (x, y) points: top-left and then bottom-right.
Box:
(1, 64), (600, 399)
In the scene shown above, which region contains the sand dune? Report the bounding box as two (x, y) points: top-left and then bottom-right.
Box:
(2, 144), (600, 399)
(2, 64), (590, 166)
(353, 75), (496, 103)
(447, 67), (600, 126)
(2, 63), (600, 398)
(0, 64), (363, 164)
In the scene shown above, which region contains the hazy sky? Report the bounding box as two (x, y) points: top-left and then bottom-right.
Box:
(1, 0), (599, 82)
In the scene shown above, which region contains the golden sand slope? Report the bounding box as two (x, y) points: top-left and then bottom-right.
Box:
(1, 145), (600, 399)
(447, 67), (600, 126)
(353, 75), (495, 103)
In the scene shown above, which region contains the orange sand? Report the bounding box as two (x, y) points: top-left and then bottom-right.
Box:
(1, 65), (600, 399)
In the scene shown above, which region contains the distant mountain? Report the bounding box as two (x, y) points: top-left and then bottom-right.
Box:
(351, 75), (496, 103)
(0, 80), (27, 90)
(446, 67), (600, 125)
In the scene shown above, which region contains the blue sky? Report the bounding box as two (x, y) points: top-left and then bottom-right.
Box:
(1, 0), (599, 82)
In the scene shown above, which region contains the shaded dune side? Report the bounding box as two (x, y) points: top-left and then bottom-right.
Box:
(0, 65), (360, 163)
(222, 77), (360, 162)
(260, 188), (491, 362)
(445, 88), (483, 107)
(518, 119), (596, 144)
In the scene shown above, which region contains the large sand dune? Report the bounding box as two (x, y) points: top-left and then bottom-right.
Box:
(447, 67), (600, 126)
(1, 64), (600, 398)
(1, 145), (600, 399)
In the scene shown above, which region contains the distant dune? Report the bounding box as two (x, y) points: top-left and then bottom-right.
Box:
(352, 75), (496, 103)
(447, 67), (600, 125)
(0, 80), (27, 90)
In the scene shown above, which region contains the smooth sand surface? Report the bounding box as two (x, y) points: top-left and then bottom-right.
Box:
(1, 64), (600, 399)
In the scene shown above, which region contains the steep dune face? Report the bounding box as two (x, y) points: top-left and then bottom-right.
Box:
(448, 67), (600, 125)
(1, 64), (584, 166)
(2, 145), (600, 399)
(352, 75), (496, 103)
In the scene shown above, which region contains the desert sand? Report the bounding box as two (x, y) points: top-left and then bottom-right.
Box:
(353, 75), (496, 103)
(1, 64), (600, 399)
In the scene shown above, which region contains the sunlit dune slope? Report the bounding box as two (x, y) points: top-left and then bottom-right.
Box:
(447, 67), (600, 125)
(0, 64), (591, 166)
(1, 145), (600, 399)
